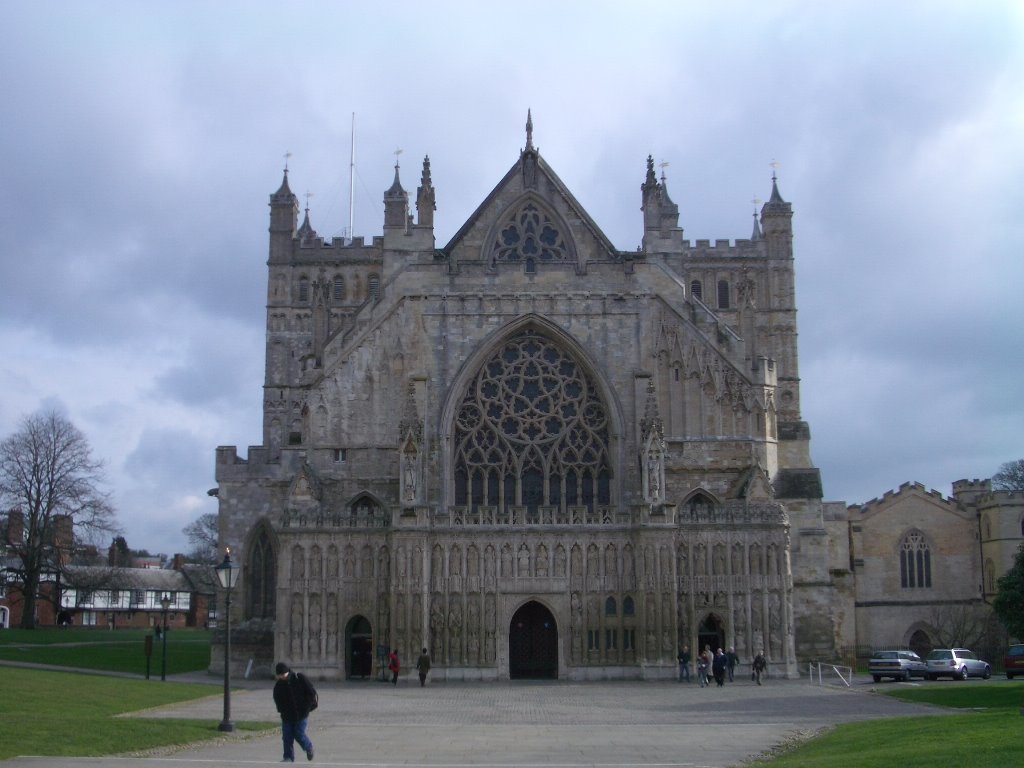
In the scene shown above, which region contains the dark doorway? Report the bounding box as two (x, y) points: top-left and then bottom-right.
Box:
(509, 601), (558, 679)
(346, 615), (373, 679)
(909, 629), (932, 659)
(697, 613), (725, 657)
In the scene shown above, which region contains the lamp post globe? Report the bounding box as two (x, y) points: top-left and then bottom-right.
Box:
(215, 548), (240, 733)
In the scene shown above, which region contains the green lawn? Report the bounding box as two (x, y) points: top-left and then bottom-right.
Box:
(752, 683), (1024, 768)
(0, 627), (211, 675)
(0, 667), (275, 760)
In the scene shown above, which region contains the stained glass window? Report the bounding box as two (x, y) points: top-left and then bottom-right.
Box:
(453, 330), (611, 516)
(490, 203), (570, 265)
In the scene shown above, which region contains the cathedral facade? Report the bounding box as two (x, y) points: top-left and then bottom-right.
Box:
(214, 118), (855, 681)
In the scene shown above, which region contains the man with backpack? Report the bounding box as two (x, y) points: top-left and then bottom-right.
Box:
(273, 662), (317, 762)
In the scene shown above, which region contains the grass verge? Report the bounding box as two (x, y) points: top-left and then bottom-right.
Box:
(749, 682), (1024, 768)
(0, 627), (210, 675)
(0, 666), (274, 760)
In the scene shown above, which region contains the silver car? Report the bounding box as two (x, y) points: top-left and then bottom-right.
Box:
(925, 648), (991, 680)
(869, 649), (927, 682)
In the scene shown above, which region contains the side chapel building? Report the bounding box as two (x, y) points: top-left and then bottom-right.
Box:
(214, 117), (1018, 681)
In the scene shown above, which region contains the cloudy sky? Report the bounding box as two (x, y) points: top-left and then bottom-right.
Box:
(2, 2), (1021, 558)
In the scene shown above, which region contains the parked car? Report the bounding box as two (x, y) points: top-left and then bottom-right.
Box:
(1003, 643), (1024, 679)
(925, 648), (991, 680)
(869, 650), (927, 682)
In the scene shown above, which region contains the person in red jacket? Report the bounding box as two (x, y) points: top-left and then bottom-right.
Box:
(388, 649), (401, 685)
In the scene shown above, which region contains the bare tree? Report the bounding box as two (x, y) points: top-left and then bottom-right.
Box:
(182, 511), (219, 564)
(0, 411), (118, 628)
(928, 602), (1001, 658)
(992, 458), (1024, 491)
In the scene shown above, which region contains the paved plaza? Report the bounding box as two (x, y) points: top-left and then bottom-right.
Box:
(4, 672), (950, 768)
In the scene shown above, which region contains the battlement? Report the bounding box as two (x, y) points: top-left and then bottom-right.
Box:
(684, 238), (762, 257)
(952, 478), (992, 493)
(850, 481), (949, 514)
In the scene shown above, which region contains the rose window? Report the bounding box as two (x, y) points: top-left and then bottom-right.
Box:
(490, 203), (570, 266)
(453, 330), (611, 515)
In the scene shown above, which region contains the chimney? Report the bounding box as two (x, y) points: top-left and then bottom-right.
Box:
(172, 553), (186, 571)
(6, 508), (24, 546)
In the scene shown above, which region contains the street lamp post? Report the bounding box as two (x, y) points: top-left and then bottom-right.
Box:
(159, 593), (171, 681)
(215, 548), (240, 733)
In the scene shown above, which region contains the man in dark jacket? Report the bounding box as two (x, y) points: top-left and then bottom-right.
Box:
(273, 662), (315, 762)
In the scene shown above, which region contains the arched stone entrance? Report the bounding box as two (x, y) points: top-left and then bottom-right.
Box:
(698, 613), (725, 656)
(908, 628), (933, 659)
(509, 601), (558, 679)
(345, 615), (373, 679)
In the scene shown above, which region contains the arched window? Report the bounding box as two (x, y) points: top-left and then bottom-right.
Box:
(489, 201), (571, 265)
(332, 275), (346, 302)
(247, 529), (275, 619)
(985, 559), (996, 593)
(690, 280), (703, 300)
(368, 274), (380, 302)
(298, 277), (310, 303)
(605, 596), (617, 616)
(623, 596), (635, 616)
(899, 531), (931, 589)
(452, 329), (612, 517)
(717, 279), (730, 309)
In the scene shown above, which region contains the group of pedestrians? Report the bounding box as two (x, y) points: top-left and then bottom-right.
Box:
(678, 644), (767, 687)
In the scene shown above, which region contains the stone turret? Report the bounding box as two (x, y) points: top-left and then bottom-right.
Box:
(640, 155), (683, 253)
(269, 169), (298, 263)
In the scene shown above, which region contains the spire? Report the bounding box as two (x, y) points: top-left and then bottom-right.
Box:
(644, 155), (657, 188)
(525, 109), (534, 151)
(640, 379), (664, 442)
(384, 151), (409, 231)
(386, 159), (406, 196)
(750, 197), (762, 240)
(298, 193), (317, 241)
(764, 160), (789, 211)
(416, 155), (435, 228)
(272, 152), (295, 200)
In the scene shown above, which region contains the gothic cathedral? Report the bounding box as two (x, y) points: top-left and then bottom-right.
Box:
(214, 117), (854, 680)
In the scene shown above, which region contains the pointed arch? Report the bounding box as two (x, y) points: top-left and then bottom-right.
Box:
(484, 194), (577, 268)
(440, 315), (624, 516)
(898, 529), (932, 589)
(244, 519), (277, 620)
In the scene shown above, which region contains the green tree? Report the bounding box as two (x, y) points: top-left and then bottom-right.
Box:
(992, 458), (1024, 491)
(992, 543), (1024, 640)
(0, 410), (118, 628)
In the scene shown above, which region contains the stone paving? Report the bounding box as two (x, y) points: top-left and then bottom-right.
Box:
(4, 672), (951, 768)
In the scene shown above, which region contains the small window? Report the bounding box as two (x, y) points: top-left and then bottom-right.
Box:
(587, 629), (599, 651)
(605, 596), (617, 616)
(690, 280), (702, 300)
(332, 275), (345, 302)
(623, 628), (636, 651)
(717, 279), (730, 309)
(288, 431), (302, 446)
(334, 448), (346, 463)
(605, 629), (617, 650)
(623, 596), (635, 616)
(298, 277), (310, 303)
(368, 274), (380, 302)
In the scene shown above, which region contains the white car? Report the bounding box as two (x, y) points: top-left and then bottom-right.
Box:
(924, 648), (991, 680)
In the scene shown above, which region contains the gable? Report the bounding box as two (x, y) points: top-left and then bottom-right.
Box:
(444, 149), (619, 267)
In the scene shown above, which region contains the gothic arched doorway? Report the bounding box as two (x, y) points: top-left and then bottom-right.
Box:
(698, 613), (725, 657)
(345, 615), (373, 679)
(908, 629), (933, 660)
(509, 601), (558, 679)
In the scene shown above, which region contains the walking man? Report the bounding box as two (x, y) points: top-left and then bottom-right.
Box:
(272, 662), (316, 762)
(416, 647), (431, 687)
(726, 646), (739, 683)
(752, 650), (767, 685)
(677, 645), (691, 682)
